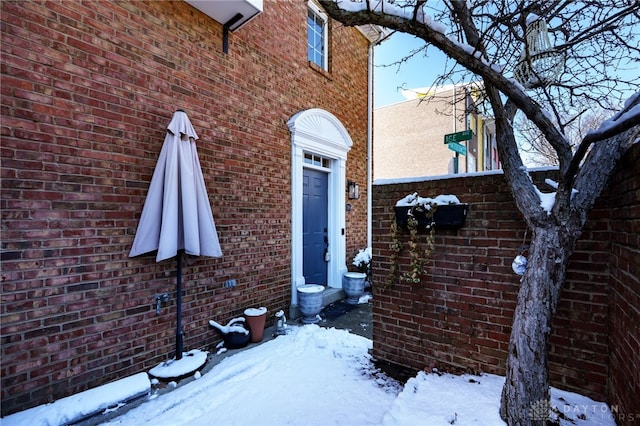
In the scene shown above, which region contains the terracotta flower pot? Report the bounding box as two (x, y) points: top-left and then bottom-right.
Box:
(244, 307), (267, 343)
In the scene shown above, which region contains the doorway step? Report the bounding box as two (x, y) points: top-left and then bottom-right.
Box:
(322, 287), (345, 306)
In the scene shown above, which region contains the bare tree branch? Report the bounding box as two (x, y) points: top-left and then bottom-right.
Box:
(319, 0), (573, 217)
(563, 94), (640, 191)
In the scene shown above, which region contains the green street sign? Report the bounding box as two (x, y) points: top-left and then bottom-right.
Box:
(448, 142), (467, 156)
(444, 129), (473, 144)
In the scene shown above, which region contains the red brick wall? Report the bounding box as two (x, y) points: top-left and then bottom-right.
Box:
(371, 143), (639, 406)
(606, 144), (640, 422)
(0, 0), (370, 415)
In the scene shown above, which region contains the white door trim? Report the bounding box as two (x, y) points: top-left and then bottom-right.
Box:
(287, 108), (352, 305)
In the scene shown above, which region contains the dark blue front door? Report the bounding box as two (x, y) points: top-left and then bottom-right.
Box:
(303, 168), (328, 285)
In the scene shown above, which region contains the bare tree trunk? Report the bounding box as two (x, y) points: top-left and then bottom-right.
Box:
(500, 226), (578, 425)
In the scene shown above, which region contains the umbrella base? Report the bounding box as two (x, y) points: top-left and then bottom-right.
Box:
(148, 349), (208, 380)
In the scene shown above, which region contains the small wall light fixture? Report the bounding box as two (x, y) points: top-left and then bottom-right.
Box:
(347, 180), (359, 200)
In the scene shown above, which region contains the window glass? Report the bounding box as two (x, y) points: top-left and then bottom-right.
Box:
(304, 153), (331, 169)
(307, 5), (327, 69)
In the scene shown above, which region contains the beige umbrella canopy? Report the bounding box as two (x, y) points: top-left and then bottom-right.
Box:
(130, 109), (222, 360)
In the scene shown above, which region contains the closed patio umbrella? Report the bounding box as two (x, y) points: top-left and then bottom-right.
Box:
(130, 109), (222, 360)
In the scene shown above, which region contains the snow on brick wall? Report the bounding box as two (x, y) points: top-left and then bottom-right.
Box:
(0, 0), (370, 416)
(371, 145), (639, 405)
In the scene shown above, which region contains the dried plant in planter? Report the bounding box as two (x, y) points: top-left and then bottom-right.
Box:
(386, 204), (436, 288)
(352, 247), (372, 284)
(404, 206), (436, 283)
(386, 219), (403, 289)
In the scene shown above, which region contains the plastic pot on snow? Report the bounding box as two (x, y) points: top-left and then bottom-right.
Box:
(209, 317), (250, 349)
(244, 307), (267, 343)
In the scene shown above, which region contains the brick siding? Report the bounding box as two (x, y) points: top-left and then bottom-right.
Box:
(1, 0), (369, 415)
(606, 144), (640, 421)
(374, 96), (467, 179)
(371, 143), (639, 417)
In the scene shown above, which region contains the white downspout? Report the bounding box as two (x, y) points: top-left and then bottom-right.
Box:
(367, 42), (374, 248)
(367, 30), (387, 248)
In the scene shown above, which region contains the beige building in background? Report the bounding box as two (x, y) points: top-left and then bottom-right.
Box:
(374, 84), (498, 180)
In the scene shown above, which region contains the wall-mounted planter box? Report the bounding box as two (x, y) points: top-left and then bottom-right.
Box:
(394, 204), (469, 230)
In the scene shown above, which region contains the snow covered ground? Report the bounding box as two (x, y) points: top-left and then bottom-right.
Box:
(3, 325), (617, 426)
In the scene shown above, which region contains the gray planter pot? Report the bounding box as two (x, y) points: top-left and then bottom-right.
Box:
(342, 272), (366, 304)
(297, 284), (324, 324)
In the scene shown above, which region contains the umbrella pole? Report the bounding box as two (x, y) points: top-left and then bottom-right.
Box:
(176, 252), (183, 360)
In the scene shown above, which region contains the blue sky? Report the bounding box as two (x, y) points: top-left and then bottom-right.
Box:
(373, 32), (451, 108)
(373, 31), (638, 110)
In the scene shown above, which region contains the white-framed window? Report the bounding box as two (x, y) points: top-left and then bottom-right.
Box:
(304, 152), (331, 169)
(307, 2), (328, 70)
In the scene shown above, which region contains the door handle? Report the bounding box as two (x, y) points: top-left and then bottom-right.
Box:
(323, 235), (330, 262)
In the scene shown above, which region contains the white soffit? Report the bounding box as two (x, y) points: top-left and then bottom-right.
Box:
(357, 24), (390, 43)
(185, 0), (263, 31)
